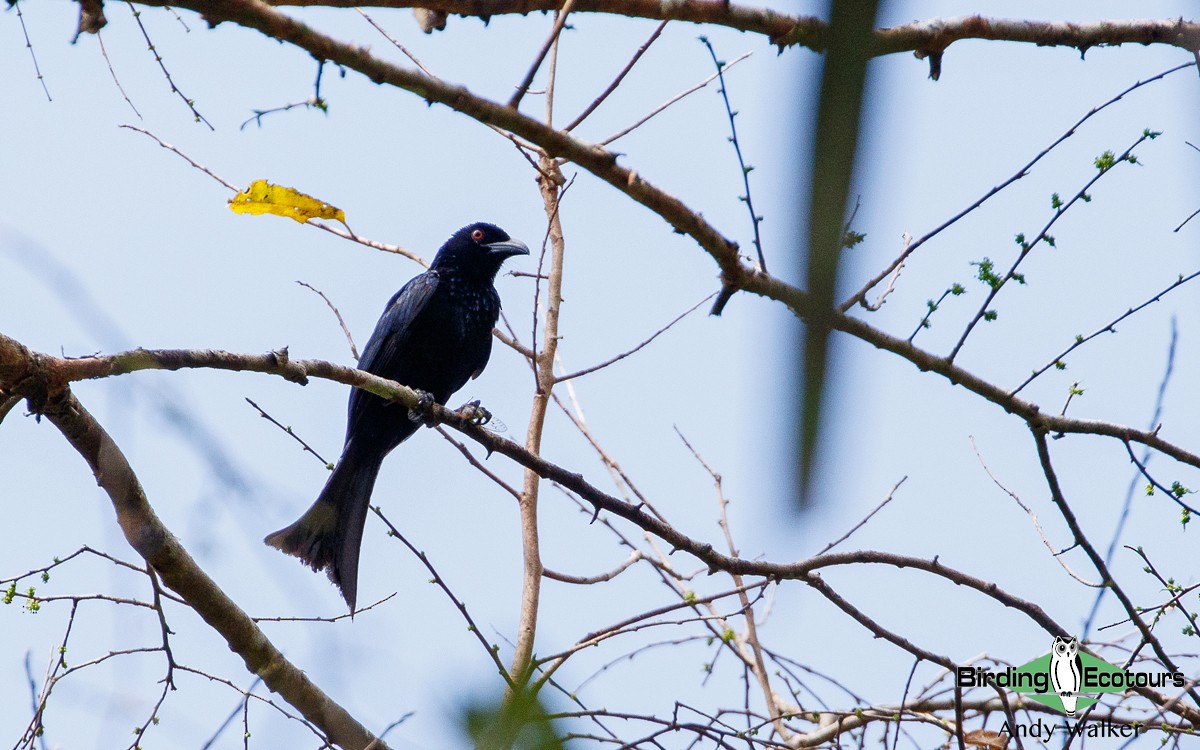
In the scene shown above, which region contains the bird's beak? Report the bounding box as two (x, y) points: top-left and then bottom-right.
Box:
(485, 238), (530, 260)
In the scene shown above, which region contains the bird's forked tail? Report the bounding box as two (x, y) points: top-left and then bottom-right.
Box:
(263, 445), (383, 611)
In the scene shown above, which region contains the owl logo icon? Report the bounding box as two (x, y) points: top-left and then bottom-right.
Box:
(1050, 636), (1083, 716)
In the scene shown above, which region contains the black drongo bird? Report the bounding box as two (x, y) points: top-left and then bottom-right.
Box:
(265, 222), (528, 610)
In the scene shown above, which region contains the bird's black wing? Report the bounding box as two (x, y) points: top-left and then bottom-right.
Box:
(346, 269), (440, 437)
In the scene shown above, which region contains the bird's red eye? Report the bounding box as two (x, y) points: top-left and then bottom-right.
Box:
(471, 228), (485, 242)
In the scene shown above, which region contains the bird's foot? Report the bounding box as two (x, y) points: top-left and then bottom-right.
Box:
(456, 399), (492, 426)
(407, 389), (436, 424)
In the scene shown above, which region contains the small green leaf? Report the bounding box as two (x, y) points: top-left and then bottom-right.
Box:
(1094, 150), (1117, 171)
(971, 258), (1002, 289)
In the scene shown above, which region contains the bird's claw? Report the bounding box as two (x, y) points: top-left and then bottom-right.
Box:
(407, 389), (436, 424)
(456, 399), (492, 426)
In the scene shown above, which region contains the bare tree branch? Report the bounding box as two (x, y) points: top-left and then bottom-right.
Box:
(255, 4), (1200, 55)
(28, 381), (388, 750)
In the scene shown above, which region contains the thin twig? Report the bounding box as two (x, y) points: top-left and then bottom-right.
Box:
(240, 98), (325, 130)
(1082, 319), (1178, 638)
(253, 592), (396, 622)
(508, 0), (578, 112)
(146, 566), (178, 689)
(163, 5), (191, 31)
(555, 293), (714, 383)
(370, 507), (514, 688)
(120, 124), (427, 263)
(18, 600), (79, 747)
(241, 59), (328, 130)
(377, 711), (416, 741)
(597, 52), (752, 147)
(908, 284), (964, 343)
(356, 8), (438, 77)
(860, 234), (908, 312)
(1125, 546), (1200, 639)
(184, 669), (323, 747)
(297, 280), (359, 360)
(543, 552), (642, 584)
(892, 659), (920, 750)
(13, 0), (51, 102)
(1031, 428), (1200, 710)
(534, 581), (769, 681)
(1176, 141), (1200, 231)
(1122, 440), (1200, 515)
(97, 32), (142, 118)
(361, 5), (547, 161)
(564, 20), (667, 132)
(840, 61), (1195, 312)
(675, 426), (789, 741)
(309, 220), (425, 263)
(1174, 205), (1200, 233)
(700, 36), (765, 272)
(120, 125), (237, 191)
(817, 476), (906, 555)
(1057, 381), (1082, 417)
(244, 397), (332, 467)
(1010, 268), (1200, 396)
(125, 2), (213, 129)
(949, 130), (1158, 361)
(22, 652), (47, 750)
(970, 437), (1100, 586)
(434, 425), (521, 499)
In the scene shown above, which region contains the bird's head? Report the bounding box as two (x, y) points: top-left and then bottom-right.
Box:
(431, 222), (529, 281)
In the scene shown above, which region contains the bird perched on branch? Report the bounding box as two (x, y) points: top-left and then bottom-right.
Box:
(265, 222), (529, 610)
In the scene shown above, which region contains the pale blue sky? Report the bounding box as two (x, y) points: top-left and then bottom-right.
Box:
(2, 2), (1198, 747)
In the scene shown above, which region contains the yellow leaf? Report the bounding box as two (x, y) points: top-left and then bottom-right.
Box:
(229, 179), (346, 224)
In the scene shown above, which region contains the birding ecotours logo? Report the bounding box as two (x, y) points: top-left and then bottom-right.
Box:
(957, 636), (1186, 716)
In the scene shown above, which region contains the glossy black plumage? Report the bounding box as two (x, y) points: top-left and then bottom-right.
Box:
(265, 223), (528, 610)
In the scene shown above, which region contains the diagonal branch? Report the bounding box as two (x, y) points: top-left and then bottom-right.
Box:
(36, 386), (388, 750)
(1030, 427), (1200, 711)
